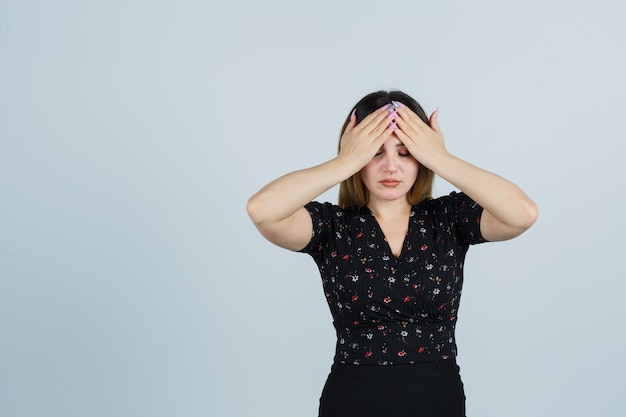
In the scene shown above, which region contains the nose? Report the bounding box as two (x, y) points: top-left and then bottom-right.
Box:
(383, 152), (398, 172)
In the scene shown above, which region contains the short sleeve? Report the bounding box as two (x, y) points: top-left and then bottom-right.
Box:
(451, 191), (488, 246)
(297, 201), (335, 260)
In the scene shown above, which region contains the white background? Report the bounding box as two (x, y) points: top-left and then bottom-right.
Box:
(1, 1), (625, 416)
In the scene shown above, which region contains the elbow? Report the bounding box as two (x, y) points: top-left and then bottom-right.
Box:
(481, 197), (538, 242)
(521, 199), (539, 230)
(246, 192), (276, 228)
(246, 193), (263, 225)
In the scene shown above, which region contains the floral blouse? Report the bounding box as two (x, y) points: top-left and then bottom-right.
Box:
(299, 192), (487, 365)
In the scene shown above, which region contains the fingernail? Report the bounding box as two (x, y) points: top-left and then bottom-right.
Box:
(436, 105), (440, 114)
(391, 122), (397, 129)
(387, 111), (397, 119)
(381, 103), (393, 111)
(351, 108), (356, 118)
(392, 101), (404, 109)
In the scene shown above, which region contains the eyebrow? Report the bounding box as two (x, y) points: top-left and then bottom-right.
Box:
(378, 143), (408, 151)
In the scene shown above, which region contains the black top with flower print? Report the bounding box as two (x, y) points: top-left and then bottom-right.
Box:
(299, 192), (487, 365)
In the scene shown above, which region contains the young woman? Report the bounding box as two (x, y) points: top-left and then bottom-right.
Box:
(247, 90), (538, 416)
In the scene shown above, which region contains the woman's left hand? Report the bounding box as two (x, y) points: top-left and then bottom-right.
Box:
(392, 103), (538, 241)
(392, 104), (449, 171)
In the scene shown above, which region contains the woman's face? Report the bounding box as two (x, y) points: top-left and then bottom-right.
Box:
(360, 135), (419, 204)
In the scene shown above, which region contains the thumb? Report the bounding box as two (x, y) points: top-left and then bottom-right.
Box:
(429, 106), (441, 133)
(344, 108), (357, 133)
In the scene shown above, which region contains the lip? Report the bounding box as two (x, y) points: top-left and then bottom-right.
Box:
(380, 179), (401, 187)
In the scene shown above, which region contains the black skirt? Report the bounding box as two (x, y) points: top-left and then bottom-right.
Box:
(318, 359), (465, 417)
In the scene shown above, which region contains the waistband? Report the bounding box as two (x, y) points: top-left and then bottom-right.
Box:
(330, 357), (460, 379)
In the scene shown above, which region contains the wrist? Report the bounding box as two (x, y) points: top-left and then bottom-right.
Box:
(330, 155), (362, 181)
(419, 150), (455, 173)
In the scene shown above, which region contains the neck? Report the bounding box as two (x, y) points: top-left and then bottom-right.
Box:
(367, 198), (411, 220)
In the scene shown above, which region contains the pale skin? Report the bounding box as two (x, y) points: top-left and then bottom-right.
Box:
(247, 102), (538, 254)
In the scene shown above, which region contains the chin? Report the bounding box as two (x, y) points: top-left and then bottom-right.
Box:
(378, 192), (408, 201)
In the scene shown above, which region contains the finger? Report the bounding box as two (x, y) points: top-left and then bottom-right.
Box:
(429, 107), (442, 133)
(356, 103), (394, 133)
(395, 104), (429, 130)
(392, 126), (421, 159)
(393, 123), (412, 145)
(369, 111), (395, 141)
(343, 108), (358, 134)
(373, 122), (396, 147)
(393, 114), (418, 140)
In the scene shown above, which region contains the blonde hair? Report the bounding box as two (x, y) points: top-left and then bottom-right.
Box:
(337, 90), (435, 208)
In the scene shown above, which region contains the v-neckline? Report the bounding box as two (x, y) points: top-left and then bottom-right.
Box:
(367, 206), (413, 260)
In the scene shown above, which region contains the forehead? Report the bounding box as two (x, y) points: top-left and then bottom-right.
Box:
(382, 135), (405, 146)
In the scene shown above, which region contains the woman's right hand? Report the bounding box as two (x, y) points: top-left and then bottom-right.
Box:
(247, 104), (396, 251)
(337, 104), (396, 172)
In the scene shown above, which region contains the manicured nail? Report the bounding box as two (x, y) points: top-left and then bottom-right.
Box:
(387, 111), (397, 119)
(392, 101), (404, 109)
(391, 122), (397, 130)
(435, 105), (440, 114)
(351, 108), (356, 119)
(381, 103), (393, 111)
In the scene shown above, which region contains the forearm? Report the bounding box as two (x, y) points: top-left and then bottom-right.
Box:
(247, 157), (354, 226)
(432, 153), (538, 230)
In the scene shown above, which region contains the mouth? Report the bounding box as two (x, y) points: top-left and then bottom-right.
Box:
(380, 179), (401, 187)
